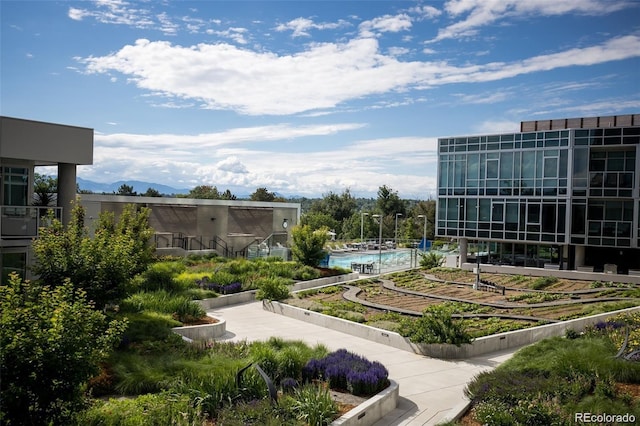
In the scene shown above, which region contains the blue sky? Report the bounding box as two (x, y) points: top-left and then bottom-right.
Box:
(2, 0), (639, 198)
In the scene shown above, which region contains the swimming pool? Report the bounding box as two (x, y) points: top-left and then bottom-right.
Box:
(328, 249), (414, 270)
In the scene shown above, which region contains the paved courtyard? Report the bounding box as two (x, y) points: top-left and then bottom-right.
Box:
(208, 301), (518, 425)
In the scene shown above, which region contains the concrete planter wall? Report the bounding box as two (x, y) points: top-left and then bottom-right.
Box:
(461, 262), (640, 285)
(197, 273), (359, 310)
(330, 380), (399, 426)
(264, 301), (640, 359)
(172, 315), (226, 341)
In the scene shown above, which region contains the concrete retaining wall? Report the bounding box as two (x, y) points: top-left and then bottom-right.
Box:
(330, 380), (399, 426)
(264, 301), (640, 359)
(461, 262), (640, 285)
(197, 273), (360, 310)
(172, 316), (226, 341)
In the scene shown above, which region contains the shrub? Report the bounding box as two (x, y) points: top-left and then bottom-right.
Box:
(419, 251), (444, 269)
(291, 225), (329, 267)
(529, 276), (558, 290)
(399, 306), (472, 345)
(293, 265), (321, 281)
(0, 274), (127, 425)
(141, 261), (187, 292)
(196, 276), (243, 294)
(255, 277), (291, 301)
(302, 349), (389, 397)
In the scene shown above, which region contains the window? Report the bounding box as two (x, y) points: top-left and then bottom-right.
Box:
(1, 251), (26, 284)
(3, 167), (29, 206)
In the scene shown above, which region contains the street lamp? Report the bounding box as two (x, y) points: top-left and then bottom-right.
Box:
(360, 212), (368, 246)
(394, 213), (403, 247)
(372, 214), (383, 273)
(417, 214), (427, 252)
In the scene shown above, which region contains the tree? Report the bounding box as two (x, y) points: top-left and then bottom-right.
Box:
(0, 273), (127, 424)
(250, 187), (277, 202)
(185, 185), (221, 199)
(116, 183), (136, 196)
(300, 211), (339, 234)
(410, 199), (436, 240)
(309, 189), (357, 222)
(376, 185), (406, 217)
(221, 189), (237, 200)
(32, 202), (154, 308)
(290, 225), (329, 267)
(33, 173), (57, 206)
(142, 187), (162, 197)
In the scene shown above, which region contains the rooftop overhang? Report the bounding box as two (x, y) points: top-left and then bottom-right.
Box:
(0, 116), (93, 166)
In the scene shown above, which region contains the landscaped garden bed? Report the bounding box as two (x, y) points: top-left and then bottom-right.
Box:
(80, 254), (374, 425)
(285, 268), (640, 341)
(442, 312), (640, 425)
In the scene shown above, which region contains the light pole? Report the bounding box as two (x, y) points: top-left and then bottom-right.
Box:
(360, 212), (368, 247)
(417, 214), (427, 252)
(372, 214), (383, 273)
(394, 213), (402, 247)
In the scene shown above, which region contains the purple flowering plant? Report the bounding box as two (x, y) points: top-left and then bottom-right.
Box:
(196, 276), (242, 294)
(302, 349), (389, 396)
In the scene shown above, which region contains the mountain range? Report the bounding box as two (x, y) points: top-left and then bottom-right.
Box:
(77, 178), (191, 196)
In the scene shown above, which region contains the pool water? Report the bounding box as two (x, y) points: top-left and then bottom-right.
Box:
(328, 249), (414, 269)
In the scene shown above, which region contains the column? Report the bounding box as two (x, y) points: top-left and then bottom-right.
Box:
(574, 245), (585, 268)
(458, 237), (468, 264)
(57, 163), (76, 226)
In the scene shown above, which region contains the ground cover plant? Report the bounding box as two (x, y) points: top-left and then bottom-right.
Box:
(456, 312), (640, 425)
(82, 337), (385, 425)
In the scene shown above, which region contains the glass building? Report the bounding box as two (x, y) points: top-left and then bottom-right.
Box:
(436, 114), (640, 274)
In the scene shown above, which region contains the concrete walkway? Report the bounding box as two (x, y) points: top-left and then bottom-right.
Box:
(207, 301), (519, 425)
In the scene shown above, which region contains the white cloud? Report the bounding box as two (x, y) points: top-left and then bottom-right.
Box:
(82, 127), (439, 197)
(359, 14), (412, 36)
(473, 119), (520, 134)
(275, 17), (349, 37)
(433, 0), (632, 42)
(78, 34), (640, 116)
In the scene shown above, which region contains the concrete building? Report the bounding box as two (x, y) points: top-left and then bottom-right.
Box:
(0, 116), (301, 282)
(79, 194), (300, 259)
(0, 116), (93, 281)
(436, 113), (640, 274)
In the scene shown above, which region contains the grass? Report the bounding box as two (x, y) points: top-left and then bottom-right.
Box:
(462, 331), (640, 424)
(80, 256), (356, 425)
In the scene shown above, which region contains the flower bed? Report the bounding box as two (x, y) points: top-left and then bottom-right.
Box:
(303, 349), (389, 397)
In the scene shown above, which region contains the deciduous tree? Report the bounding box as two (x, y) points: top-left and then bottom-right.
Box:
(32, 202), (154, 308)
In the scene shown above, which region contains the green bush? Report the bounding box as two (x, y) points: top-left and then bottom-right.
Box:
(0, 274), (127, 425)
(419, 252), (444, 269)
(255, 277), (291, 301)
(399, 306), (472, 345)
(529, 276), (558, 290)
(141, 261), (187, 292)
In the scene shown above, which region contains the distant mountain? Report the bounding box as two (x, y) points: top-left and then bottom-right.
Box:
(76, 178), (190, 195)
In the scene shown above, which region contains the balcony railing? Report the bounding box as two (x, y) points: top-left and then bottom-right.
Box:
(0, 206), (62, 238)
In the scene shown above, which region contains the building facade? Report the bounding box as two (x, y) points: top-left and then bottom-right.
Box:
(79, 194), (301, 260)
(436, 114), (640, 274)
(0, 116), (94, 282)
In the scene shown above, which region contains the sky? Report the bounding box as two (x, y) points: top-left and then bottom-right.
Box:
(2, 0), (639, 198)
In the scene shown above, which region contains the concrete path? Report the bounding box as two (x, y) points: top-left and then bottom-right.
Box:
(208, 301), (519, 425)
